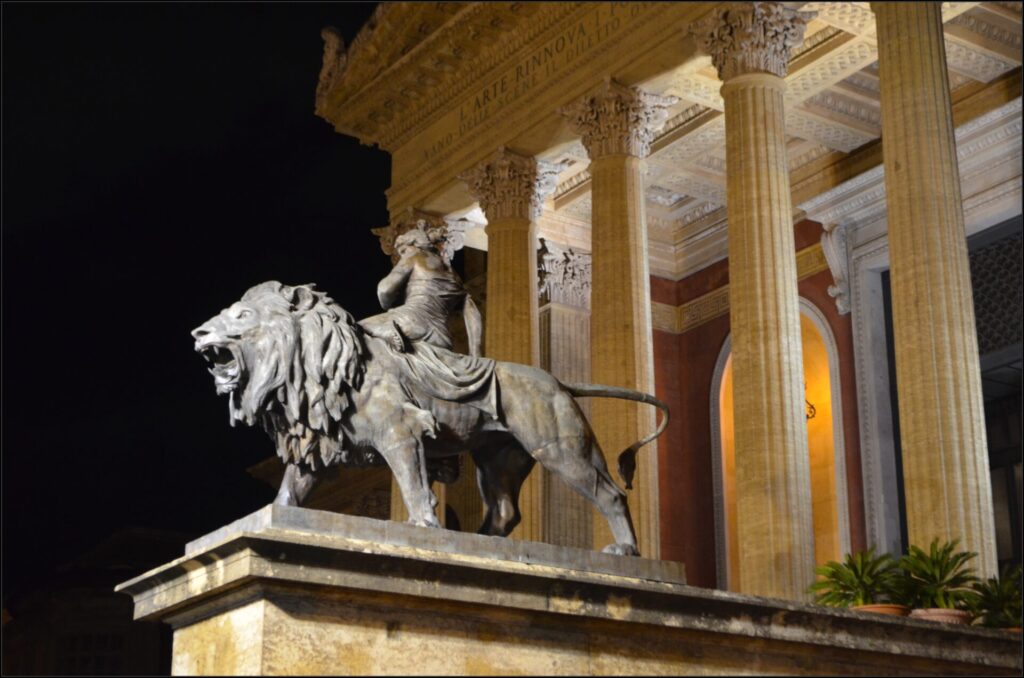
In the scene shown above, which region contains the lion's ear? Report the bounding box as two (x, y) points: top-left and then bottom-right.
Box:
(282, 284), (318, 312)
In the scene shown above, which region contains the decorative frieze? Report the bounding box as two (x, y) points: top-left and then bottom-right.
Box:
(652, 242), (832, 334)
(459, 147), (566, 222)
(692, 2), (815, 81)
(559, 79), (679, 160)
(371, 207), (469, 264)
(537, 238), (591, 309)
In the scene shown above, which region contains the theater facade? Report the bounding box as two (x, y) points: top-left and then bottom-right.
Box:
(312, 1), (1022, 601)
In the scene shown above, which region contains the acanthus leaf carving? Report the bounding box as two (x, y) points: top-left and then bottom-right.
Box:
(459, 147), (567, 222)
(691, 2), (816, 81)
(537, 238), (592, 309)
(559, 79), (680, 160)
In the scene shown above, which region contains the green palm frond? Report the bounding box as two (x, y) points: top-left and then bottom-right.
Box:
(898, 538), (980, 610)
(970, 565), (1023, 628)
(808, 546), (901, 607)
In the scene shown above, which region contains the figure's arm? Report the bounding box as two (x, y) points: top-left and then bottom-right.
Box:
(463, 295), (483, 357)
(377, 258), (414, 309)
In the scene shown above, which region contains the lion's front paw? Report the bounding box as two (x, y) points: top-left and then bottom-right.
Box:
(601, 543), (639, 556)
(407, 516), (442, 529)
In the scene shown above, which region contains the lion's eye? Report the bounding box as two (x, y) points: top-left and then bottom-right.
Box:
(237, 309), (253, 320)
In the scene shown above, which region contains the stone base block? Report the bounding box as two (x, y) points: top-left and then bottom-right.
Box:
(116, 505), (1021, 676)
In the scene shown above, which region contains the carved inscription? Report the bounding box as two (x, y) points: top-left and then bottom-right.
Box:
(425, 2), (656, 160)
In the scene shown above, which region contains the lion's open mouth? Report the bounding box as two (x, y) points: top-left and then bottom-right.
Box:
(200, 344), (243, 394)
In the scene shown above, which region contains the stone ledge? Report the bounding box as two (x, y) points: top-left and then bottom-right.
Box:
(116, 506), (1022, 675)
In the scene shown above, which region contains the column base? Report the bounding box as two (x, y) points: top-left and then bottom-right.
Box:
(117, 505), (1020, 676)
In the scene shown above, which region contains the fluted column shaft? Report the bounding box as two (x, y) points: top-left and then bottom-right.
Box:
(483, 218), (539, 366)
(873, 1), (996, 576)
(696, 2), (816, 599)
(461, 148), (563, 542)
(590, 154), (658, 556)
(561, 81), (678, 558)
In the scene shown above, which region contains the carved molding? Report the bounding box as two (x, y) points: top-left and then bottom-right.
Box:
(652, 242), (831, 333)
(371, 207), (470, 264)
(802, 2), (877, 37)
(821, 222), (852, 314)
(787, 108), (877, 152)
(785, 38), (878, 105)
(692, 2), (816, 81)
(559, 79), (680, 160)
(459, 147), (567, 222)
(537, 238), (591, 309)
(945, 36), (1019, 82)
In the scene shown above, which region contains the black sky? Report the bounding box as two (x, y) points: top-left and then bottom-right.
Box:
(2, 2), (391, 596)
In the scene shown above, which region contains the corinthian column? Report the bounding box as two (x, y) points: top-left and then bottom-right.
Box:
(460, 148), (563, 542)
(560, 80), (678, 559)
(872, 1), (996, 576)
(694, 2), (816, 599)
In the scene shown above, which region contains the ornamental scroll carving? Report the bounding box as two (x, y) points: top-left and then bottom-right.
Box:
(459, 147), (567, 222)
(371, 207), (469, 265)
(692, 2), (815, 81)
(559, 79), (680, 160)
(820, 222), (851, 315)
(538, 238), (592, 309)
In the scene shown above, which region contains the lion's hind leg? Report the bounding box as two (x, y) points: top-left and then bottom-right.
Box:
(533, 437), (639, 556)
(472, 442), (534, 537)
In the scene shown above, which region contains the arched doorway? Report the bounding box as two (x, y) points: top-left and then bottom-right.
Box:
(710, 299), (851, 590)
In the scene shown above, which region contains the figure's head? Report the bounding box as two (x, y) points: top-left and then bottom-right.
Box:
(394, 223), (436, 259)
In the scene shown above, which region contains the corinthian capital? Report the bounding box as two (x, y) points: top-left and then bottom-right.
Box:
(559, 79), (679, 160)
(691, 2), (815, 81)
(459, 147), (566, 222)
(538, 238), (592, 308)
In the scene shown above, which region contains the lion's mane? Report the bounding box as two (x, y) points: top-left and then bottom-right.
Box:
(238, 281), (367, 469)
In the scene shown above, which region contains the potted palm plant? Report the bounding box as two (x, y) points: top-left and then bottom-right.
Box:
(970, 565), (1022, 632)
(898, 538), (980, 625)
(809, 546), (909, 615)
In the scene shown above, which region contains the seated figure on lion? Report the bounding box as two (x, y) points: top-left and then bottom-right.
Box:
(192, 277), (668, 556)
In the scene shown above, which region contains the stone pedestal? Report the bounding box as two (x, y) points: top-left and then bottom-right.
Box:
(561, 81), (678, 559)
(872, 0), (997, 577)
(694, 2), (816, 600)
(117, 505), (1021, 676)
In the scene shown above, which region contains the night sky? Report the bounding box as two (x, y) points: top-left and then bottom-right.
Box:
(3, 2), (390, 597)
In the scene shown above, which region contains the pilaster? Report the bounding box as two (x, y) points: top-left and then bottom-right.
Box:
(872, 1), (996, 576)
(538, 238), (594, 549)
(560, 80), (677, 559)
(693, 1), (817, 600)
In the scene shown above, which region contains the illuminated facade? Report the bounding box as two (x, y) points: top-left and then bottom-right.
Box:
(312, 1), (1022, 600)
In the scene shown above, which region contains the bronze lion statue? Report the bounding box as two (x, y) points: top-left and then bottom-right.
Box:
(192, 281), (667, 555)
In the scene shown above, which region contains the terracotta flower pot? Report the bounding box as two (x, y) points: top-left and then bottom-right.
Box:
(909, 608), (973, 625)
(851, 603), (910, 616)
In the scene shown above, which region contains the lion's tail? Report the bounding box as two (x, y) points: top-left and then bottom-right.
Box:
(560, 383), (670, 490)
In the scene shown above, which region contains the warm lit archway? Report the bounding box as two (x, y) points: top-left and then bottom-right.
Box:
(710, 299), (850, 591)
